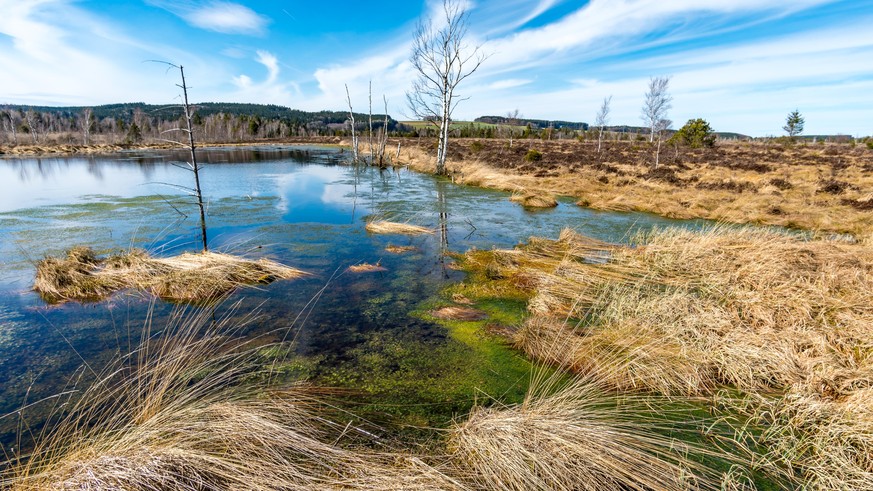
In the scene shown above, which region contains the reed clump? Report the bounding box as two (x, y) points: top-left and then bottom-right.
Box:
(365, 220), (433, 236)
(450, 374), (734, 491)
(33, 247), (306, 303)
(457, 225), (873, 488)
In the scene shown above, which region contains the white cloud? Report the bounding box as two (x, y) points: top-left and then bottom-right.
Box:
(185, 2), (267, 35)
(487, 79), (533, 90)
(228, 50), (297, 105)
(0, 0), (212, 106)
(148, 1), (269, 35)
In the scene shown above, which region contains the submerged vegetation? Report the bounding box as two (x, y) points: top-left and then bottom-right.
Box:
(33, 246), (306, 303)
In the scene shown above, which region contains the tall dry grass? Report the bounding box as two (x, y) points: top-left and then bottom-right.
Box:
(1, 306), (462, 490)
(464, 225), (873, 489)
(449, 370), (745, 491)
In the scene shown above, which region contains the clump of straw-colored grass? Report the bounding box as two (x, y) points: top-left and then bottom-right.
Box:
(450, 373), (734, 491)
(464, 225), (873, 489)
(509, 192), (558, 208)
(33, 247), (306, 304)
(366, 220), (433, 235)
(2, 307), (462, 491)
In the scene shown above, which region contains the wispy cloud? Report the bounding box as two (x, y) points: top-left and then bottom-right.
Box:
(229, 50), (297, 104)
(487, 79), (533, 90)
(148, 1), (269, 35)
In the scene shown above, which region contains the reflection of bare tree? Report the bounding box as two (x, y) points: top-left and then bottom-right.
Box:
(436, 180), (450, 278)
(86, 157), (104, 180)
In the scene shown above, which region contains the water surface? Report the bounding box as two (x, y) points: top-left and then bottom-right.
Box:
(0, 146), (709, 448)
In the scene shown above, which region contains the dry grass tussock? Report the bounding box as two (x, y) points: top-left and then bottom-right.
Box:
(466, 225), (873, 488)
(450, 372), (738, 491)
(509, 191), (558, 208)
(365, 220), (433, 236)
(33, 246), (306, 303)
(1, 307), (464, 491)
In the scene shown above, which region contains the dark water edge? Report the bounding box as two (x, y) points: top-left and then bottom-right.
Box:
(0, 146), (714, 452)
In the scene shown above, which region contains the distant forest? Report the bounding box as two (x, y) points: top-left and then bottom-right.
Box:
(0, 101), (765, 146)
(475, 115), (589, 131)
(0, 102), (400, 145)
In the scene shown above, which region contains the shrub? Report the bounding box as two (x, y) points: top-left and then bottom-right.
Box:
(672, 118), (716, 148)
(524, 149), (543, 162)
(469, 141), (484, 153)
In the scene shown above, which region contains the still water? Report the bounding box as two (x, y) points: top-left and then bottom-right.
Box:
(0, 145), (707, 446)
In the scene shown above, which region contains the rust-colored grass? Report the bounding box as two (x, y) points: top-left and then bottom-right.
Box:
(33, 247), (306, 304)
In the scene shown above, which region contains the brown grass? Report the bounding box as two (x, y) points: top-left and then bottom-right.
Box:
(456, 225), (873, 488)
(366, 220), (434, 236)
(33, 247), (306, 304)
(398, 139), (873, 237)
(450, 373), (736, 491)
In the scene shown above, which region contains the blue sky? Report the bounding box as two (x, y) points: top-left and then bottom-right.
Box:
(1, 0), (872, 136)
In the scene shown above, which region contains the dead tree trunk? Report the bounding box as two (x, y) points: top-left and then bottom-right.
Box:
(368, 81), (374, 165)
(345, 84), (359, 163)
(178, 66), (209, 252)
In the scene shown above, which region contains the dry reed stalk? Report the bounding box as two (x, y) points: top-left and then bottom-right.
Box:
(33, 248), (306, 304)
(365, 220), (434, 236)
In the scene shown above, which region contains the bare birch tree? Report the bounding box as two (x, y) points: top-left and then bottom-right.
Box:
(1, 110), (17, 144)
(653, 118), (672, 168)
(595, 95), (612, 154)
(505, 109), (521, 147)
(24, 109), (40, 144)
(407, 0), (485, 175)
(641, 76), (672, 143)
(80, 108), (94, 145)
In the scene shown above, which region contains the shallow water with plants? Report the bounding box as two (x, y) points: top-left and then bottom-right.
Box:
(0, 146), (712, 450)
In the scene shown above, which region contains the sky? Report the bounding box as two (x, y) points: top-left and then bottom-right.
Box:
(1, 0), (872, 136)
